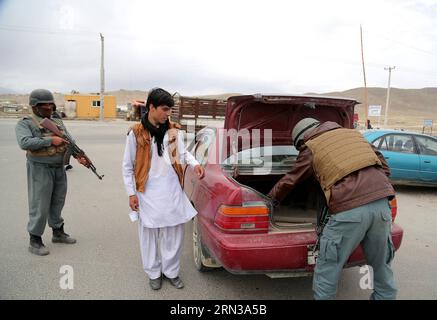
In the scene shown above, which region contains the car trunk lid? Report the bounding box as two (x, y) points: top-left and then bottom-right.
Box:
(223, 94), (358, 152)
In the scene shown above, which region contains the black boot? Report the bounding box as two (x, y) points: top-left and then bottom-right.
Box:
(52, 224), (77, 244)
(29, 234), (50, 256)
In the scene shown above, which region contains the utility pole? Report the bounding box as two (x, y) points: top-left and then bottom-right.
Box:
(383, 66), (395, 127)
(99, 33), (105, 121)
(360, 25), (369, 126)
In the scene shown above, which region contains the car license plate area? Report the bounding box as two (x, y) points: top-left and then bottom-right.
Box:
(307, 245), (318, 265)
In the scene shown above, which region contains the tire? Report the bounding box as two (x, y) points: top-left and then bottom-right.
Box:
(192, 217), (217, 272)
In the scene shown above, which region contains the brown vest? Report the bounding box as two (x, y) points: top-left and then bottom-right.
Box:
(130, 122), (184, 193)
(305, 128), (382, 203)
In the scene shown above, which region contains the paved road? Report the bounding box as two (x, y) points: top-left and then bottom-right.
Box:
(1, 118), (436, 300)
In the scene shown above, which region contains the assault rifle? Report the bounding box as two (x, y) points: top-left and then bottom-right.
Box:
(307, 205), (330, 265)
(314, 206), (330, 252)
(40, 118), (104, 180)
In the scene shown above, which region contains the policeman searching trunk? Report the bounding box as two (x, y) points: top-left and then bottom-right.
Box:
(222, 95), (358, 232)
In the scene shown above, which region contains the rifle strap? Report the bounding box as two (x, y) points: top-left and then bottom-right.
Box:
(315, 206), (330, 251)
(30, 114), (63, 131)
(30, 114), (44, 129)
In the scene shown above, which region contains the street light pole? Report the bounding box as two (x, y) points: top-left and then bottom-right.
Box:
(383, 66), (395, 127)
(360, 25), (369, 126)
(99, 33), (105, 121)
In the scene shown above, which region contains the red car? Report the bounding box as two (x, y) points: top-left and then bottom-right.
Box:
(183, 94), (403, 277)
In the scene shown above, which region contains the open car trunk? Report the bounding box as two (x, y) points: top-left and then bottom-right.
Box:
(221, 94), (358, 230)
(231, 173), (326, 230)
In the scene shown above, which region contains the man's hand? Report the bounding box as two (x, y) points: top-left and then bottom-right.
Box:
(51, 136), (68, 146)
(129, 195), (139, 212)
(194, 165), (205, 180)
(168, 128), (178, 143)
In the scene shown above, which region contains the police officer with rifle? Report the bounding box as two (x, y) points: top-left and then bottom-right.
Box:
(15, 89), (102, 256)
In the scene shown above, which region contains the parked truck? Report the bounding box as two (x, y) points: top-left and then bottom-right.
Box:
(170, 95), (227, 133)
(126, 95), (227, 134)
(125, 100), (147, 121)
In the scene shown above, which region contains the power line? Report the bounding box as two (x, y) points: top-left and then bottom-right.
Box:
(381, 35), (437, 58)
(364, 62), (437, 78)
(367, 29), (437, 58)
(0, 24), (95, 37)
(0, 23), (180, 44)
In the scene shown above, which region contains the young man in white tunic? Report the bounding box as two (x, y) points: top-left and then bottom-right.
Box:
(122, 88), (205, 290)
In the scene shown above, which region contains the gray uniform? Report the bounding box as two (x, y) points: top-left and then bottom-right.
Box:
(15, 114), (70, 236)
(313, 198), (397, 300)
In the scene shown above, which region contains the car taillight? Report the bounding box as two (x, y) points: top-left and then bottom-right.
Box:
(389, 198), (397, 221)
(214, 202), (269, 234)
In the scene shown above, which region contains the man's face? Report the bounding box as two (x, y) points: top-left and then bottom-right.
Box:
(149, 104), (172, 125)
(34, 103), (54, 118)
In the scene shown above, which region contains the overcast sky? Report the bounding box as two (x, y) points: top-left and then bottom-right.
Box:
(1, 0), (436, 96)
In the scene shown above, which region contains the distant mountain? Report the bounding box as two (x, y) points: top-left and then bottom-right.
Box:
(0, 87), (17, 94)
(0, 92), (65, 106)
(1, 88), (435, 129)
(105, 90), (240, 105)
(106, 89), (148, 105)
(317, 87), (437, 129)
(321, 87), (437, 115)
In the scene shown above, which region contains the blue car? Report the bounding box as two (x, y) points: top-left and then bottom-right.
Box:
(363, 130), (437, 186)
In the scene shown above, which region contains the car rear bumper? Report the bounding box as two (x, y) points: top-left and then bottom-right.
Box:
(200, 218), (403, 274)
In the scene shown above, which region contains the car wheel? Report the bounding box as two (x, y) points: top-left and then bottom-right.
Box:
(192, 217), (220, 272)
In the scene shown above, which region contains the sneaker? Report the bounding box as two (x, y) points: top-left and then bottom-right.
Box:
(29, 234), (50, 256)
(167, 276), (184, 289)
(149, 277), (162, 290)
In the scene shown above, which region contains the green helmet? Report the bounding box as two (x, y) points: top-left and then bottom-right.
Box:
(29, 89), (56, 107)
(292, 118), (320, 148)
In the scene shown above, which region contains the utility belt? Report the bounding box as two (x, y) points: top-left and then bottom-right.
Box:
(28, 161), (64, 168)
(27, 145), (67, 157)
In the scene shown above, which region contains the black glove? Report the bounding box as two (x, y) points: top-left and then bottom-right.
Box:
(268, 197), (280, 209)
(273, 199), (280, 208)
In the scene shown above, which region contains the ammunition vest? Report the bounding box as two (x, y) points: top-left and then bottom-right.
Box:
(27, 115), (67, 157)
(130, 122), (183, 193)
(305, 128), (382, 203)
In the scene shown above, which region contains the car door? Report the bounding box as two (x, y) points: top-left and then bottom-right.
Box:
(375, 134), (421, 182)
(184, 131), (214, 199)
(183, 134), (201, 199)
(414, 135), (437, 183)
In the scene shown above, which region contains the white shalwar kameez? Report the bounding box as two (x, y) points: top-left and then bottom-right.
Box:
(122, 130), (199, 279)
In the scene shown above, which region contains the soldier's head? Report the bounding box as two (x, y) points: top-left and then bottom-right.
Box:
(145, 88), (174, 125)
(29, 89), (56, 118)
(292, 118), (320, 150)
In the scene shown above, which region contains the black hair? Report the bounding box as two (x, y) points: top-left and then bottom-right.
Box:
(145, 87), (174, 110)
(141, 88), (174, 157)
